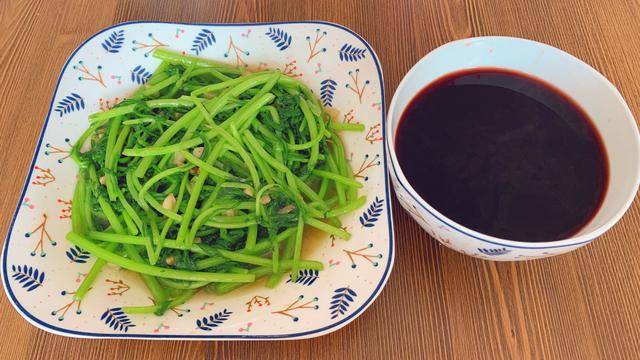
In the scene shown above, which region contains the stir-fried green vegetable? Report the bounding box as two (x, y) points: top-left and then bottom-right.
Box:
(66, 49), (365, 316)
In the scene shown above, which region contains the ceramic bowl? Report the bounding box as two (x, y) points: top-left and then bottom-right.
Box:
(1, 21), (394, 339)
(387, 36), (640, 261)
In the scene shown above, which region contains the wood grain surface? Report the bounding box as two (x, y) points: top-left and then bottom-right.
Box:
(1, 0), (640, 358)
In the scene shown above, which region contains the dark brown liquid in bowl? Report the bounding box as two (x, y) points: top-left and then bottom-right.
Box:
(395, 68), (609, 242)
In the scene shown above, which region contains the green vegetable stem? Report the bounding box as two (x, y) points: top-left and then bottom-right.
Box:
(66, 49), (367, 313)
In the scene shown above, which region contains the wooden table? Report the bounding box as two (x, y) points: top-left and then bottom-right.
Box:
(2, 0), (640, 358)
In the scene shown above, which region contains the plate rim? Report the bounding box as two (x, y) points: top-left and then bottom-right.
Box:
(1, 20), (395, 340)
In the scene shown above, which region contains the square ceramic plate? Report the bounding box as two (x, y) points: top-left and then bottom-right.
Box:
(1, 21), (393, 339)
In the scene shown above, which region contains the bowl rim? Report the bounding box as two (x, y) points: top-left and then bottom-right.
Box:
(1, 20), (395, 340)
(386, 35), (640, 250)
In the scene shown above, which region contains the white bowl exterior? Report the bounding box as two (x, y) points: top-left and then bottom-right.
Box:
(2, 21), (394, 339)
(387, 37), (640, 261)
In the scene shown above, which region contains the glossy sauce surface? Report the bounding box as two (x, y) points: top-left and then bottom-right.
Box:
(395, 68), (609, 242)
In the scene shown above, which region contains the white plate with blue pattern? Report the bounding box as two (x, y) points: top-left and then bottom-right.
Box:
(1, 21), (394, 339)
